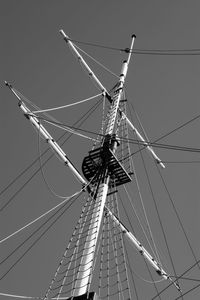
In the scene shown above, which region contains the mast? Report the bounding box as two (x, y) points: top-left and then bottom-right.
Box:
(68, 33), (136, 298)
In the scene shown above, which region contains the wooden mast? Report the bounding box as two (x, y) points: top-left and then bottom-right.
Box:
(59, 31), (136, 298)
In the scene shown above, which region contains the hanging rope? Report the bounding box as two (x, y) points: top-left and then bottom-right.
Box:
(32, 93), (102, 114)
(134, 136), (183, 299)
(0, 193), (82, 281)
(118, 192), (162, 300)
(0, 191), (82, 245)
(0, 96), (103, 212)
(0, 292), (42, 299)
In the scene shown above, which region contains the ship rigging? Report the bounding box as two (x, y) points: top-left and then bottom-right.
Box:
(1, 30), (200, 300)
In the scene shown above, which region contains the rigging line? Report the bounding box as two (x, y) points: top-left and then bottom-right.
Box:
(135, 138), (183, 299)
(121, 237), (139, 300)
(119, 137), (200, 153)
(40, 117), (99, 142)
(123, 238), (165, 285)
(170, 275), (200, 283)
(123, 185), (160, 263)
(43, 194), (90, 300)
(32, 93), (102, 114)
(36, 116), (200, 154)
(0, 105), (70, 199)
(74, 43), (119, 79)
(37, 116), (105, 138)
(67, 38), (200, 55)
(19, 89), (103, 143)
(39, 120), (189, 154)
(114, 192), (133, 300)
(174, 283), (200, 300)
(121, 111), (200, 162)
(142, 260), (162, 300)
(37, 120), (99, 198)
(0, 192), (82, 281)
(68, 38), (125, 52)
(127, 94), (152, 147)
(109, 218), (124, 300)
(0, 191), (82, 245)
(131, 140), (200, 153)
(127, 99), (168, 268)
(12, 88), (59, 125)
(162, 160), (200, 164)
(0, 193), (79, 267)
(0, 98), (102, 211)
(38, 123), (72, 199)
(56, 181), (99, 299)
(108, 192), (126, 300)
(0, 292), (42, 299)
(67, 41), (106, 94)
(151, 258), (200, 299)
(156, 165), (200, 273)
(129, 154), (162, 267)
(109, 191), (127, 299)
(131, 50), (200, 56)
(118, 193), (162, 300)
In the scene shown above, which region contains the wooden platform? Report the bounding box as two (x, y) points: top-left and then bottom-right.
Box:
(82, 147), (132, 187)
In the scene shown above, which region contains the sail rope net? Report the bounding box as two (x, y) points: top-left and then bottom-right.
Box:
(43, 183), (132, 300)
(43, 181), (101, 299)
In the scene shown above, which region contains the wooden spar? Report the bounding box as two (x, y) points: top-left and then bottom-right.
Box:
(5, 82), (88, 190)
(105, 207), (181, 291)
(59, 29), (111, 103)
(122, 112), (165, 168)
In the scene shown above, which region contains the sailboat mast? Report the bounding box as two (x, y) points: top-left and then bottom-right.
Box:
(64, 34), (136, 297)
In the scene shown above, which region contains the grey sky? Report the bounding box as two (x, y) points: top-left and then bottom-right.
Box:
(1, 1), (200, 299)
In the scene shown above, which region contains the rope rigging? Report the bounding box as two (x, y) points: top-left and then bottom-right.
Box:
(0, 96), (103, 212)
(0, 192), (83, 282)
(32, 93), (102, 114)
(0, 190), (82, 245)
(67, 37), (200, 56)
(2, 86), (200, 214)
(3, 29), (200, 300)
(36, 114), (200, 155)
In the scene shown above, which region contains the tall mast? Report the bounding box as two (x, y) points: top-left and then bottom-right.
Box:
(59, 32), (136, 297)
(57, 30), (135, 297)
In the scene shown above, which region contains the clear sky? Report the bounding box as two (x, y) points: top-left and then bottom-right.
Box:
(1, 1), (200, 299)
